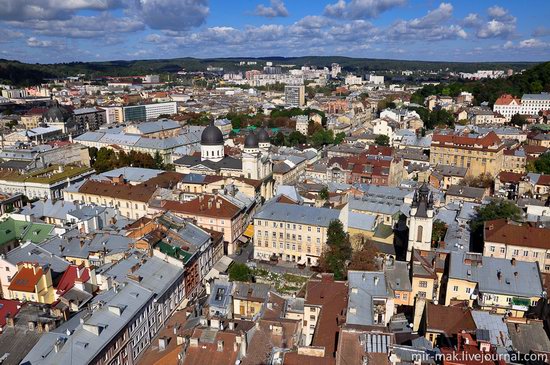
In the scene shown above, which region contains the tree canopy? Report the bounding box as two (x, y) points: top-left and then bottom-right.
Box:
(527, 152), (550, 174)
(375, 134), (390, 146)
(228, 263), (252, 282)
(319, 220), (352, 280)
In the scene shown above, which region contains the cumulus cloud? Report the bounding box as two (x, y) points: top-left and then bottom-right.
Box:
(386, 3), (466, 41)
(476, 6), (516, 39)
(462, 13), (482, 28)
(324, 0), (407, 20)
(254, 0), (288, 18)
(135, 0), (209, 31)
(12, 14), (144, 38)
(0, 0), (123, 21)
(26, 37), (53, 47)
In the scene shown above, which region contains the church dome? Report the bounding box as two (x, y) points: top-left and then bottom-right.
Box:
(257, 127), (270, 143)
(244, 131), (259, 148)
(201, 122), (224, 146)
(43, 102), (72, 123)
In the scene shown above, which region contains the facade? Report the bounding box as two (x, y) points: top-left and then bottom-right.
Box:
(253, 200), (346, 266)
(73, 107), (107, 131)
(406, 184), (434, 261)
(285, 85), (305, 107)
(123, 102), (177, 122)
(430, 131), (504, 177)
(446, 252), (543, 317)
(483, 218), (550, 273)
(101, 106), (124, 124)
(64, 171), (182, 219)
(494, 93), (550, 120)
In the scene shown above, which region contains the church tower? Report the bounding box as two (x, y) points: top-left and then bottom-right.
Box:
(406, 183), (434, 261)
(200, 121), (224, 162)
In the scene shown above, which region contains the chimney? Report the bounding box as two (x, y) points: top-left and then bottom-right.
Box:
(497, 270), (502, 281)
(228, 322), (235, 330)
(217, 340), (224, 352)
(511, 258), (516, 266)
(374, 276), (379, 286)
(216, 200), (221, 209)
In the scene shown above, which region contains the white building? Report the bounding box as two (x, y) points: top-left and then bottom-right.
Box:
(493, 93), (550, 121)
(368, 74), (385, 85)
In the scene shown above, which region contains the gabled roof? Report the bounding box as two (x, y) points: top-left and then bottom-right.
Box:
(484, 218), (549, 249)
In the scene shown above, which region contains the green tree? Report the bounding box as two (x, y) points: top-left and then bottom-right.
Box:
(288, 131), (307, 146)
(318, 187), (329, 200)
(272, 131), (286, 146)
(153, 151), (165, 170)
(348, 238), (379, 271)
(432, 220), (447, 244)
(375, 134), (390, 146)
(310, 129), (334, 147)
(470, 200), (522, 238)
(228, 263), (252, 282)
(527, 152), (550, 174)
(319, 220), (352, 280)
(510, 113), (527, 128)
(334, 132), (346, 145)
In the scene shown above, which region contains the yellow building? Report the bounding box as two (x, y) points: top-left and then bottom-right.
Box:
(411, 250), (447, 303)
(253, 201), (347, 266)
(430, 131), (504, 177)
(7, 262), (56, 304)
(446, 252), (543, 317)
(232, 282), (270, 319)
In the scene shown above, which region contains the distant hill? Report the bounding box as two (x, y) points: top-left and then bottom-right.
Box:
(0, 56), (540, 86)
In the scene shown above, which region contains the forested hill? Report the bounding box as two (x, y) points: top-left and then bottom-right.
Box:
(0, 56), (538, 86)
(411, 61), (550, 106)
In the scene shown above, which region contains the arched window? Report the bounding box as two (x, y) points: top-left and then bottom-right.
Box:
(417, 225), (423, 243)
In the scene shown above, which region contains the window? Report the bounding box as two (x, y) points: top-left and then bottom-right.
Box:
(317, 227), (321, 233)
(523, 250), (529, 257)
(416, 226), (424, 243)
(490, 246), (495, 252)
(453, 286), (458, 292)
(545, 265), (550, 271)
(419, 281), (428, 288)
(513, 249), (519, 256)
(418, 291), (426, 298)
(500, 247), (505, 254)
(534, 252), (539, 258)
(466, 287), (471, 294)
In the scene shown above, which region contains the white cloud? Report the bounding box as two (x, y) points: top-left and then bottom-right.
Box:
(408, 3), (453, 29)
(26, 37), (53, 47)
(324, 0), (407, 19)
(0, 0), (123, 21)
(476, 5), (516, 39)
(254, 0), (288, 18)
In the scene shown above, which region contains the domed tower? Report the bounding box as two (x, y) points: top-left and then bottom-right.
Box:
(244, 130), (259, 154)
(257, 126), (271, 151)
(42, 101), (74, 133)
(201, 122), (224, 162)
(406, 182), (434, 261)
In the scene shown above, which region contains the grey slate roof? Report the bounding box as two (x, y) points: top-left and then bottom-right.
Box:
(255, 200), (341, 227)
(471, 310), (512, 348)
(347, 271), (392, 326)
(5, 242), (69, 273)
(448, 252), (543, 298)
(348, 211), (376, 231)
(40, 231), (132, 260)
(21, 281), (153, 365)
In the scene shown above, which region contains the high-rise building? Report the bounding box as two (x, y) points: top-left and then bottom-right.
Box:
(285, 85), (305, 108)
(331, 63), (341, 78)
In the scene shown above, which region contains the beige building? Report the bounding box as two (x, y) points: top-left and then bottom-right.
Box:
(430, 131), (505, 177)
(64, 171), (182, 219)
(484, 218), (550, 273)
(253, 201), (347, 266)
(446, 251), (543, 317)
(7, 262), (56, 304)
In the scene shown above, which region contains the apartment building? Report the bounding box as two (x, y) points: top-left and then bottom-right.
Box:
(430, 131), (505, 177)
(158, 194), (245, 255)
(253, 201), (346, 266)
(64, 171), (182, 219)
(493, 93), (550, 120)
(446, 251), (543, 317)
(285, 85), (305, 107)
(484, 218), (550, 273)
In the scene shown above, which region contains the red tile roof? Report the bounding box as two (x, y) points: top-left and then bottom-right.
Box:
(0, 299), (21, 329)
(182, 329), (240, 365)
(56, 264), (90, 295)
(494, 94), (521, 106)
(425, 302), (476, 335)
(432, 131), (503, 150)
(497, 171), (524, 183)
(8, 264), (43, 293)
(161, 195), (242, 219)
(484, 218), (550, 249)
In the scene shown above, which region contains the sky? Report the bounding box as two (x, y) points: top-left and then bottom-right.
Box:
(0, 0), (549, 64)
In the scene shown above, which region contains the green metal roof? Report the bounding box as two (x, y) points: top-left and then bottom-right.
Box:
(157, 241), (193, 263)
(0, 218), (54, 247)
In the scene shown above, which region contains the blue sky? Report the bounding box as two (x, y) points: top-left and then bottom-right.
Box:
(0, 0), (549, 63)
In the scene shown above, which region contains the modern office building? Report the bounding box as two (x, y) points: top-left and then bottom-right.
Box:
(285, 85), (305, 108)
